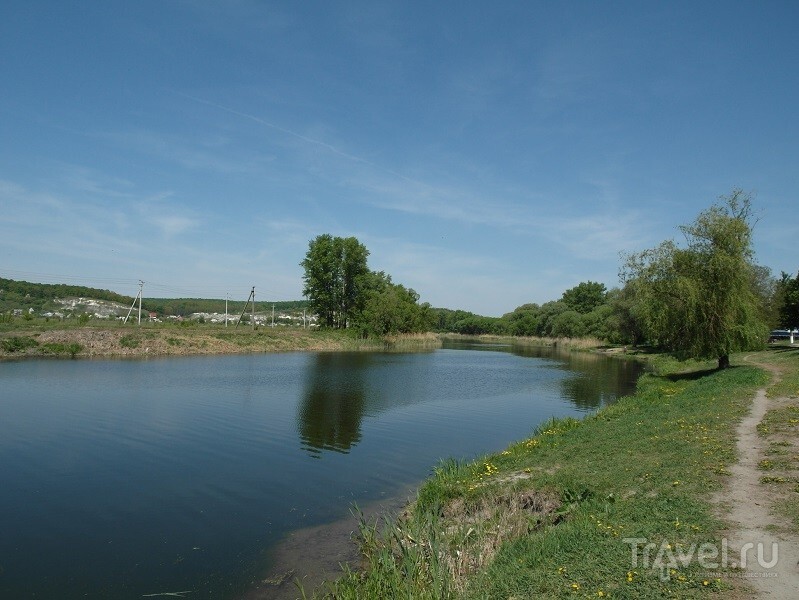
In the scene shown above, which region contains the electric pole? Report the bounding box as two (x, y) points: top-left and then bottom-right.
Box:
(137, 280), (143, 325)
(235, 287), (256, 329)
(123, 281), (144, 325)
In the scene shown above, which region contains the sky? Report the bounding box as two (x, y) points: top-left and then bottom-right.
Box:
(1, 1), (797, 316)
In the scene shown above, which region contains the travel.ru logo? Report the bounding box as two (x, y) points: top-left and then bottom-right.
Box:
(623, 537), (779, 581)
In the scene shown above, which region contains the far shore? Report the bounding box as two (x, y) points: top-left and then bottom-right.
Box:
(0, 325), (614, 361)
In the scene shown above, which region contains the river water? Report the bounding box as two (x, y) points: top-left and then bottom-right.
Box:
(0, 341), (642, 598)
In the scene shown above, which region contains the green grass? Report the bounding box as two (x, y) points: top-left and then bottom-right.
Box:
(119, 334), (141, 349)
(315, 358), (768, 599)
(39, 342), (83, 358)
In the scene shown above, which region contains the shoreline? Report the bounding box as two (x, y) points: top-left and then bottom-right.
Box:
(0, 326), (443, 360)
(317, 349), (799, 598)
(0, 327), (617, 361)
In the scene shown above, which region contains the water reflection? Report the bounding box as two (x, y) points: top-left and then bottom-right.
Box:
(446, 339), (643, 411)
(298, 353), (368, 456)
(554, 352), (640, 410)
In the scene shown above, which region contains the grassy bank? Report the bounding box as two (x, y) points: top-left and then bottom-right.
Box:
(0, 324), (442, 359)
(315, 352), (789, 599)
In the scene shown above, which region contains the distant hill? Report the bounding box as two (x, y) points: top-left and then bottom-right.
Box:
(0, 277), (134, 313)
(0, 278), (307, 316)
(142, 298), (308, 316)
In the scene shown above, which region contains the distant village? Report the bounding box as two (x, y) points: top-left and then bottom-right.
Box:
(20, 297), (318, 327)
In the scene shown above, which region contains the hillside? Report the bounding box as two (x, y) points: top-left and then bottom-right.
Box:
(0, 278), (308, 318)
(0, 278), (134, 314)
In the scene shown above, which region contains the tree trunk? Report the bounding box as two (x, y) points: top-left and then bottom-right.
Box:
(718, 354), (730, 370)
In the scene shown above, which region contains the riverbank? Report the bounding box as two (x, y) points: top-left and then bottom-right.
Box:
(0, 325), (442, 359)
(0, 326), (610, 360)
(312, 348), (799, 599)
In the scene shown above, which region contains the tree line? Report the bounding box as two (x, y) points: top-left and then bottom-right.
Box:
(440, 190), (796, 369)
(301, 190), (797, 369)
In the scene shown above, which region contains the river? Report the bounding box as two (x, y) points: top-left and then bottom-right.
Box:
(0, 341), (642, 598)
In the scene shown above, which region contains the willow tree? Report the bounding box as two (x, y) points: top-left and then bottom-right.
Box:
(622, 190), (768, 369)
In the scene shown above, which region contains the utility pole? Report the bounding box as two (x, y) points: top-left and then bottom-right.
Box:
(272, 303), (275, 327)
(235, 287), (256, 329)
(303, 307), (306, 329)
(225, 294), (228, 328)
(123, 281), (144, 325)
(137, 280), (143, 325)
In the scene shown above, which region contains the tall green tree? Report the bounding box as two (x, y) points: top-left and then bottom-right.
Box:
(301, 234), (370, 328)
(622, 189), (768, 369)
(561, 281), (607, 314)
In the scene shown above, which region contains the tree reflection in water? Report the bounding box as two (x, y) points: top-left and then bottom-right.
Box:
(298, 353), (368, 456)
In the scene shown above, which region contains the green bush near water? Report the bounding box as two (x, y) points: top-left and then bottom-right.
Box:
(40, 342), (83, 358)
(1, 336), (39, 353)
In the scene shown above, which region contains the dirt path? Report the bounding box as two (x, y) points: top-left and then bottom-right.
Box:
(718, 361), (799, 597)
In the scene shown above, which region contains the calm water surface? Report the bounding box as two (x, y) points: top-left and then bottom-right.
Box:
(0, 342), (642, 598)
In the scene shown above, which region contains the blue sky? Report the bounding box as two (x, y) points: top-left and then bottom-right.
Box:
(1, 1), (797, 316)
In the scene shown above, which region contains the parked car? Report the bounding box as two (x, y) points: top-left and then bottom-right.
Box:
(768, 329), (793, 343)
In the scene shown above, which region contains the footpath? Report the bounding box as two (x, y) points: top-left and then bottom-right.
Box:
(722, 356), (799, 598)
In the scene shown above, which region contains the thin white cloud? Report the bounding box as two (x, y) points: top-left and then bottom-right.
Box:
(100, 129), (273, 174)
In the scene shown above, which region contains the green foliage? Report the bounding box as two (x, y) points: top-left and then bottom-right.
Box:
(119, 335), (141, 349)
(561, 281), (607, 314)
(301, 234), (370, 329)
(0, 277), (133, 313)
(300, 235), (433, 337)
(77, 312), (91, 325)
(142, 297), (307, 317)
(550, 309), (584, 338)
(604, 284), (645, 345)
(41, 342), (83, 357)
(355, 271), (436, 337)
(623, 190), (768, 368)
(1, 336), (39, 352)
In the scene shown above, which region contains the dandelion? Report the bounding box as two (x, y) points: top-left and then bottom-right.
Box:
(597, 590), (605, 597)
(571, 582), (580, 590)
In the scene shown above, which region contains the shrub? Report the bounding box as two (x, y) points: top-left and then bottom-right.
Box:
(119, 335), (141, 349)
(1, 336), (39, 353)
